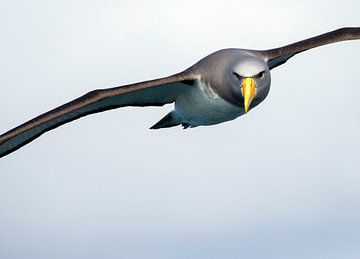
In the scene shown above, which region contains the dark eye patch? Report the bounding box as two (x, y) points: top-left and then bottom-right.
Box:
(232, 72), (242, 80)
(256, 71), (265, 78)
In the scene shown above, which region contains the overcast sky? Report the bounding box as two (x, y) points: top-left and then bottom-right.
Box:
(1, 0), (360, 258)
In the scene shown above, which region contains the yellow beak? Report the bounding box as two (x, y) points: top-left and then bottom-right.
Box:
(241, 77), (257, 113)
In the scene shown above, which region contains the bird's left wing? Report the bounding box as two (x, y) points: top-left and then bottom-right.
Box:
(261, 27), (360, 69)
(0, 71), (196, 158)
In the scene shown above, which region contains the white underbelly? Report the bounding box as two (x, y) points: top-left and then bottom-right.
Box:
(174, 81), (244, 127)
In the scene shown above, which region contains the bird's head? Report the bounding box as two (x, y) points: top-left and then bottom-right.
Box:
(230, 55), (271, 113)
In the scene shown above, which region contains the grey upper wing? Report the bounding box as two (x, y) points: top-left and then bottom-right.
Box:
(261, 27), (360, 69)
(0, 71), (196, 158)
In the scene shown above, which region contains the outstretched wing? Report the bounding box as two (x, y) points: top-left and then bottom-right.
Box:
(261, 27), (360, 69)
(0, 71), (196, 158)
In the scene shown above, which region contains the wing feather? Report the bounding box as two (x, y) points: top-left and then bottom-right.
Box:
(0, 71), (195, 157)
(261, 27), (360, 69)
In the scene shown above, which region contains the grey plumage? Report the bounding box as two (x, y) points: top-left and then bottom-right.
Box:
(1, 27), (359, 158)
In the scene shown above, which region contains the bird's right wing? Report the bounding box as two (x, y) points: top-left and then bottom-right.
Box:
(0, 70), (197, 158)
(261, 27), (360, 69)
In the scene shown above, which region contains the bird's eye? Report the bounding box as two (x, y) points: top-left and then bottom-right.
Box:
(232, 72), (242, 80)
(256, 71), (265, 78)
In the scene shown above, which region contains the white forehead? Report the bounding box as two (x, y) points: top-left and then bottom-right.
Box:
(232, 57), (267, 77)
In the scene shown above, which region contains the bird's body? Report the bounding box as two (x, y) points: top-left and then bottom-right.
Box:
(174, 79), (245, 128)
(153, 48), (270, 128)
(0, 27), (359, 157)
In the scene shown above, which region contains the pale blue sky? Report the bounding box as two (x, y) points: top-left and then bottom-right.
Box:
(1, 1), (360, 258)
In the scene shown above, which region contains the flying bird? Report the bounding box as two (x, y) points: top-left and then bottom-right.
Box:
(1, 27), (359, 158)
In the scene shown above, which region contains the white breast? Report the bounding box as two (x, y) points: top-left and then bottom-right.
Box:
(174, 80), (244, 127)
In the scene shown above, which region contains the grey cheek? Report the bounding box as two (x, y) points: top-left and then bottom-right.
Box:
(234, 85), (243, 96)
(231, 84), (244, 103)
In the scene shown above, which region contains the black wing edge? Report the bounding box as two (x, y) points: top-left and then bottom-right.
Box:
(0, 70), (197, 158)
(260, 27), (360, 69)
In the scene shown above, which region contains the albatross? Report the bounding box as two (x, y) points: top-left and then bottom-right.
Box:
(1, 27), (360, 158)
